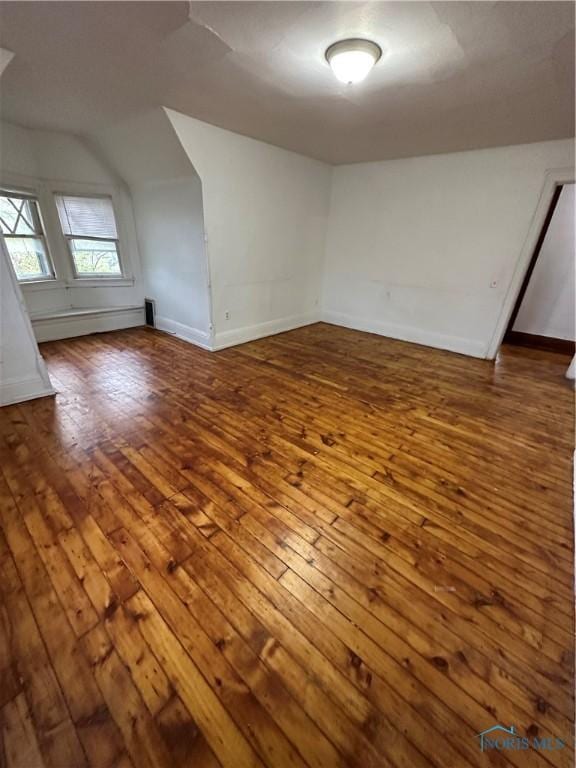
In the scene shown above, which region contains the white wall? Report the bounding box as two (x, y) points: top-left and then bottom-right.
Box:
(322, 139), (574, 357)
(0, 121), (144, 325)
(0, 239), (53, 405)
(513, 183), (575, 341)
(166, 108), (332, 349)
(132, 177), (210, 346)
(3, 114), (573, 362)
(92, 109), (211, 347)
(1, 121), (36, 176)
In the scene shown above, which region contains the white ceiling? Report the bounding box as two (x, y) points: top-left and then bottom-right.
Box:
(0, 1), (573, 164)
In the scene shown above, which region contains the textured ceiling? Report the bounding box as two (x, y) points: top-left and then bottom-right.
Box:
(0, 1), (574, 164)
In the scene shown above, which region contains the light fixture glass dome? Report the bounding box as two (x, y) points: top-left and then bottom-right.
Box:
(325, 39), (382, 84)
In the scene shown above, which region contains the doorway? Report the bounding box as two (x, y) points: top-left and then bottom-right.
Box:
(502, 182), (575, 356)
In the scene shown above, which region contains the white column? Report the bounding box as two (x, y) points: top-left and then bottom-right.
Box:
(0, 239), (55, 406)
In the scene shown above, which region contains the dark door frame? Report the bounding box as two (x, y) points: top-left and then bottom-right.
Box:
(487, 168), (575, 359)
(502, 184), (563, 342)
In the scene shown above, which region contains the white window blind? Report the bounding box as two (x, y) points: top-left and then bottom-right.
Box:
(55, 195), (118, 239)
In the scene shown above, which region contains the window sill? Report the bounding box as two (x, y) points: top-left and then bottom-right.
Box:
(69, 276), (135, 288)
(19, 279), (65, 292)
(19, 276), (135, 291)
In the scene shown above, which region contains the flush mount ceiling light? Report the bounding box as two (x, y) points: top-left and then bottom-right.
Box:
(325, 38), (382, 84)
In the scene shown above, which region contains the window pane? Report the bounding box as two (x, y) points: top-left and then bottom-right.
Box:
(69, 238), (122, 276)
(4, 237), (52, 280)
(0, 194), (42, 236)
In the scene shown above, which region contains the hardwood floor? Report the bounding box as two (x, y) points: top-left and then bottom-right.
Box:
(0, 322), (573, 768)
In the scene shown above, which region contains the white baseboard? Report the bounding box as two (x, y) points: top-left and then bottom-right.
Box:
(321, 309), (487, 358)
(0, 373), (55, 407)
(32, 306), (145, 342)
(155, 316), (213, 351)
(213, 312), (320, 351)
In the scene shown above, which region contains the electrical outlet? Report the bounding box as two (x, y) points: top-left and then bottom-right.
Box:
(225, 311), (230, 320)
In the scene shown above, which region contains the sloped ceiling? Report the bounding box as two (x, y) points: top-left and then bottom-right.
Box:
(0, 1), (573, 164)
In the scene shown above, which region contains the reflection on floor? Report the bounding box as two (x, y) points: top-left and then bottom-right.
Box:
(0, 323), (573, 768)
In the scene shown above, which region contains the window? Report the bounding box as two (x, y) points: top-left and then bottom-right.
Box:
(55, 194), (123, 278)
(0, 191), (54, 281)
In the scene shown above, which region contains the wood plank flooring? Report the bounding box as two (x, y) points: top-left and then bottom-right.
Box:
(0, 322), (573, 768)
